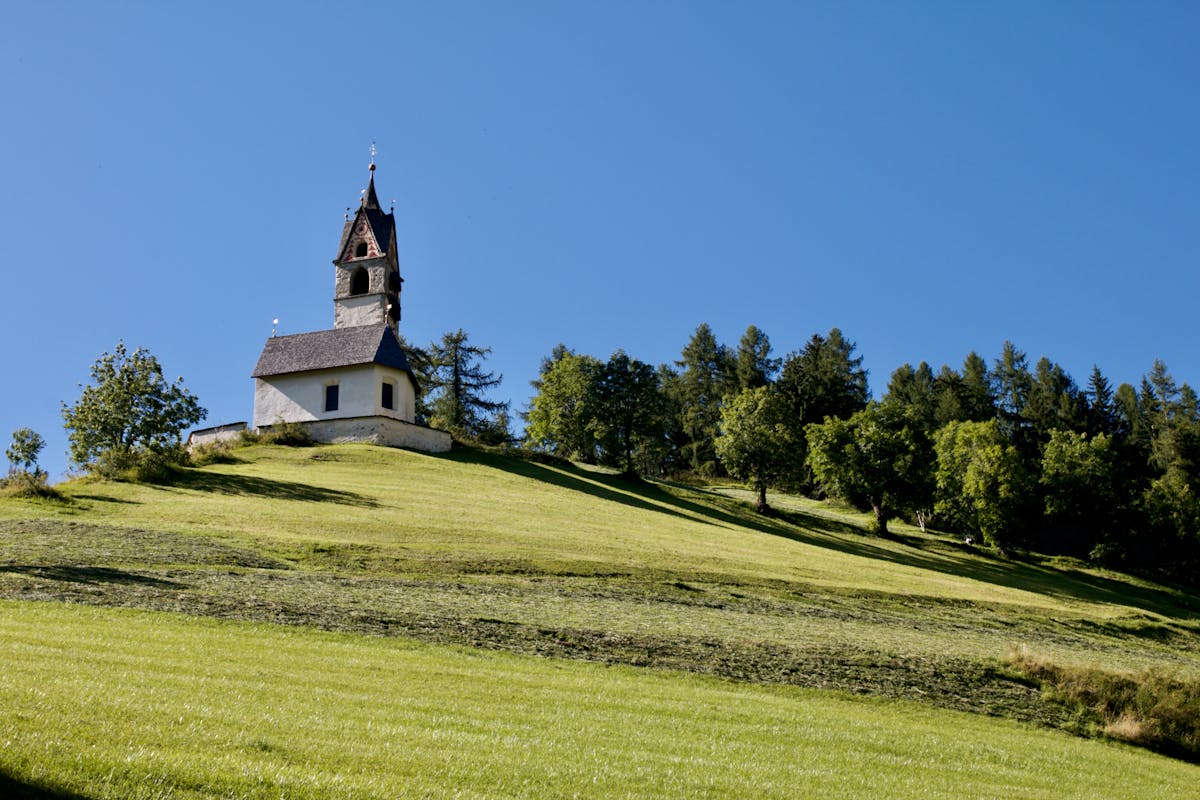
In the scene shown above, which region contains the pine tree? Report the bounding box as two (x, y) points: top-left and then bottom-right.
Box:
(1085, 365), (1117, 437)
(734, 325), (780, 391)
(673, 323), (735, 475)
(427, 329), (507, 439)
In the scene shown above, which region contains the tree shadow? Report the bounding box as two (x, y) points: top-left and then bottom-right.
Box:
(448, 449), (706, 525)
(458, 449), (1199, 620)
(70, 494), (141, 505)
(0, 769), (90, 800)
(162, 469), (376, 507)
(2, 565), (185, 588)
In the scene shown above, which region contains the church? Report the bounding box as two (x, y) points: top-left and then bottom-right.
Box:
(238, 161), (451, 453)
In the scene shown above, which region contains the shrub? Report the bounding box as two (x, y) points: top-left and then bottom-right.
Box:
(1009, 649), (1200, 761)
(257, 420), (313, 447)
(189, 440), (244, 466)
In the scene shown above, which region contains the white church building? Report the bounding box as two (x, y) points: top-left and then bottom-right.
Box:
(193, 161), (450, 453)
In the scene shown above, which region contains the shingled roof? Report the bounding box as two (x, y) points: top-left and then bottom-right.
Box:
(252, 325), (418, 389)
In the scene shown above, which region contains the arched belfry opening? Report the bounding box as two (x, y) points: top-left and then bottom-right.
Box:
(350, 267), (369, 296)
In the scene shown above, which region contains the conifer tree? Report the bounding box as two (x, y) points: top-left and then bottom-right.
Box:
(673, 323), (735, 475)
(427, 329), (507, 439)
(734, 325), (780, 391)
(594, 350), (666, 476)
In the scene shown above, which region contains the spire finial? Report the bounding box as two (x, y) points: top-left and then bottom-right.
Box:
(369, 140), (377, 172)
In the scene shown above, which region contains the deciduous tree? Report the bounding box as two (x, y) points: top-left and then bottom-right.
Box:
(715, 387), (798, 513)
(5, 428), (46, 489)
(62, 343), (206, 475)
(524, 349), (603, 461)
(934, 420), (1030, 550)
(806, 404), (931, 535)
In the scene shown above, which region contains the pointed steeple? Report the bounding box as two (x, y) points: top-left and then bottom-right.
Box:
(333, 150), (403, 334)
(363, 163), (382, 210)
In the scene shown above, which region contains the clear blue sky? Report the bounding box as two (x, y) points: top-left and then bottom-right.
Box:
(3, 2), (1198, 479)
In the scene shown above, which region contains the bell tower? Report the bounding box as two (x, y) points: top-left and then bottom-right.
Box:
(332, 156), (402, 333)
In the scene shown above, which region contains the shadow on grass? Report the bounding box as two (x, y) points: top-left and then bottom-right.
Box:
(2, 566), (185, 588)
(163, 469), (376, 507)
(447, 449), (706, 526)
(0, 769), (90, 800)
(456, 448), (1199, 620)
(70, 494), (141, 505)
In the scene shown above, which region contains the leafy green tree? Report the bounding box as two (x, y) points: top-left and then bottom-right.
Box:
(734, 325), (780, 391)
(427, 329), (507, 439)
(806, 404), (931, 535)
(934, 420), (1031, 550)
(1040, 431), (1120, 557)
(524, 349), (604, 461)
(62, 343), (206, 475)
(5, 428), (47, 489)
(714, 387), (799, 513)
(593, 351), (666, 475)
(673, 324), (736, 476)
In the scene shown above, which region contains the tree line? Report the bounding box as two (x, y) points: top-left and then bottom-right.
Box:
(518, 324), (1200, 584)
(9, 326), (1196, 583)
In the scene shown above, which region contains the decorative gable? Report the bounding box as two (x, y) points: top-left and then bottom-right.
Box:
(339, 213), (382, 262)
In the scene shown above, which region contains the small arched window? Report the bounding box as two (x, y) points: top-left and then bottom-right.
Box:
(349, 267), (369, 296)
(355, 241), (369, 258)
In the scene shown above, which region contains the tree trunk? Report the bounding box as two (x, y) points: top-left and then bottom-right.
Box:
(755, 480), (770, 515)
(871, 499), (888, 535)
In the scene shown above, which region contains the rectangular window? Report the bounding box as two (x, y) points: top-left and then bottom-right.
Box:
(324, 384), (339, 412)
(381, 381), (394, 410)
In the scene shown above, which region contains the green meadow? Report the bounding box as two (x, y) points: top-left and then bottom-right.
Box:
(1, 443), (1198, 797)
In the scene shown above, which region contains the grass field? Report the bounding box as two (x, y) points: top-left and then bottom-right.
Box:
(1, 442), (1198, 797)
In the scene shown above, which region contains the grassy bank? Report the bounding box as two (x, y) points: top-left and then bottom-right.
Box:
(2, 601), (1196, 800)
(1, 442), (1198, 794)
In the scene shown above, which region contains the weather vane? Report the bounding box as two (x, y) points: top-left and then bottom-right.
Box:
(369, 141), (377, 168)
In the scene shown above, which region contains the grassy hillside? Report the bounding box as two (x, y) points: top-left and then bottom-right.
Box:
(1, 442), (1198, 797)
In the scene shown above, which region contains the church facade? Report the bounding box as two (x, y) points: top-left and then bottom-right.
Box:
(246, 163), (451, 453)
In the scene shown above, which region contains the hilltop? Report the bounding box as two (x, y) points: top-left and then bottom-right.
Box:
(1, 442), (1198, 798)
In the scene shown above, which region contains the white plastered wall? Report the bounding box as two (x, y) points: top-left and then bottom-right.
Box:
(253, 364), (416, 428)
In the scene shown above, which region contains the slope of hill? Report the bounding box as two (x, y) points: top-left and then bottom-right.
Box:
(1, 443), (1198, 798)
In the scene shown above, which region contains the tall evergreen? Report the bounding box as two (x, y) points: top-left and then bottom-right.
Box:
(673, 323), (735, 475)
(427, 329), (507, 439)
(1023, 356), (1086, 442)
(734, 325), (780, 391)
(594, 350), (667, 476)
(883, 362), (937, 432)
(1085, 365), (1117, 437)
(990, 341), (1033, 447)
(959, 351), (997, 422)
(777, 328), (869, 426)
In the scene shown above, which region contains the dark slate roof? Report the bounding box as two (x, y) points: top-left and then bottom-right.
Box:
(332, 172), (397, 262)
(364, 172), (382, 210)
(252, 325), (418, 388)
(363, 206), (395, 255)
